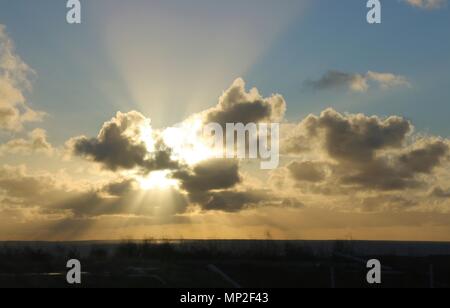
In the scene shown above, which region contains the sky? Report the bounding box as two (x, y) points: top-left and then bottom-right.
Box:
(0, 0), (450, 241)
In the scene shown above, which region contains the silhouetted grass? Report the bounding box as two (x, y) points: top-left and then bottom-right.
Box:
(0, 240), (450, 288)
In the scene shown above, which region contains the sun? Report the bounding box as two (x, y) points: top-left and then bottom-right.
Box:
(139, 116), (217, 167)
(161, 117), (217, 165)
(138, 170), (179, 190)
(136, 117), (218, 191)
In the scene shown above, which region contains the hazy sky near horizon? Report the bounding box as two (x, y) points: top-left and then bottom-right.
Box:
(0, 0), (450, 241)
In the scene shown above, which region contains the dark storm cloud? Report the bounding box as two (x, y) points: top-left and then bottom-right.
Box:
(69, 111), (179, 172)
(203, 78), (286, 126)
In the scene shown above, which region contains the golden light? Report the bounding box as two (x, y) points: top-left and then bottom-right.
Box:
(139, 123), (156, 152)
(138, 170), (179, 190)
(162, 117), (217, 166)
(135, 117), (219, 191)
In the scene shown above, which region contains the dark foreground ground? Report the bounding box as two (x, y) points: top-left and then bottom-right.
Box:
(0, 240), (449, 288)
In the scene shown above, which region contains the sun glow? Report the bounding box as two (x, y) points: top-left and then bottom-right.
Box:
(162, 118), (216, 166)
(138, 170), (179, 190)
(140, 123), (156, 152)
(135, 117), (219, 191)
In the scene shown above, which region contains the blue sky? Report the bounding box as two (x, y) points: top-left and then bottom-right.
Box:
(0, 0), (449, 141)
(246, 0), (450, 136)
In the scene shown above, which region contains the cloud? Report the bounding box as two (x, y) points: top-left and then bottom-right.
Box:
(2, 67), (450, 239)
(102, 178), (135, 197)
(0, 165), (188, 221)
(405, 0), (446, 9)
(347, 138), (448, 190)
(0, 128), (53, 156)
(360, 195), (419, 212)
(297, 108), (413, 163)
(56, 180), (189, 218)
(305, 71), (369, 93)
(282, 109), (449, 192)
(173, 158), (241, 193)
(187, 187), (299, 213)
(64, 77), (293, 214)
(340, 140), (448, 190)
(430, 186), (450, 198)
(173, 158), (244, 212)
(172, 158), (297, 212)
(398, 139), (449, 174)
(68, 111), (179, 172)
(0, 25), (45, 132)
(66, 88), (292, 214)
(366, 71), (411, 89)
(0, 165), (78, 209)
(305, 70), (411, 93)
(280, 198), (305, 209)
(198, 189), (273, 212)
(287, 161), (327, 183)
(0, 155), (191, 221)
(62, 81), (449, 218)
(203, 78), (286, 126)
